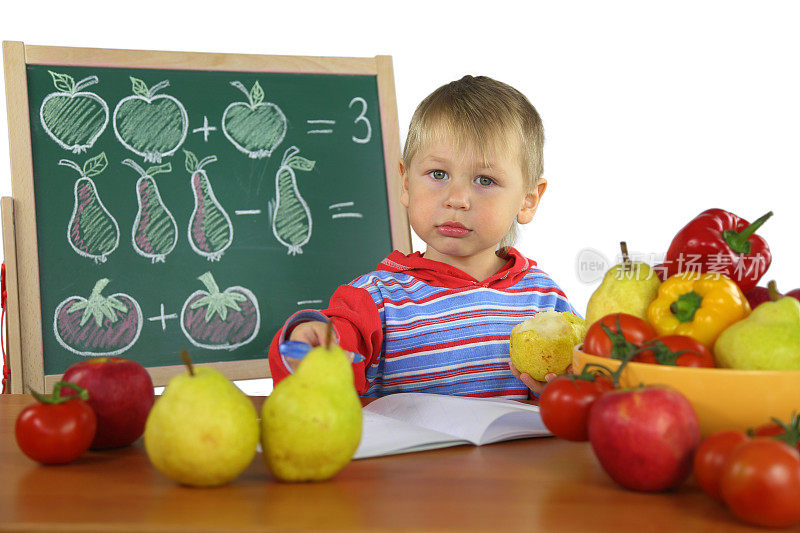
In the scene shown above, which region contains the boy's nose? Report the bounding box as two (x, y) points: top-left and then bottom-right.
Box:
(444, 183), (470, 210)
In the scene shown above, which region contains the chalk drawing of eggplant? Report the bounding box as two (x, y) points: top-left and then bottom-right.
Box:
(222, 81), (287, 159)
(62, 153), (119, 263)
(184, 150), (233, 262)
(124, 159), (178, 263)
(180, 272), (260, 351)
(54, 278), (142, 356)
(113, 77), (188, 163)
(40, 71), (109, 154)
(272, 146), (315, 255)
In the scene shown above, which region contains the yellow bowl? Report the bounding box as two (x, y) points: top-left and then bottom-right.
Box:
(573, 346), (800, 437)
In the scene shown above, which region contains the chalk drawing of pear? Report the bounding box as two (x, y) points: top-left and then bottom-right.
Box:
(272, 146), (315, 255)
(113, 77), (188, 163)
(40, 71), (109, 154)
(222, 81), (287, 159)
(124, 159), (178, 263)
(184, 150), (233, 262)
(62, 153), (119, 264)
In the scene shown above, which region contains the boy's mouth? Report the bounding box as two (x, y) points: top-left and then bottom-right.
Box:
(436, 221), (472, 238)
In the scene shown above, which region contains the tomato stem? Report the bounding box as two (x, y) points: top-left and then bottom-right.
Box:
(31, 381), (89, 404)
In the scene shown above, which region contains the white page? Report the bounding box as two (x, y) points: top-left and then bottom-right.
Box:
(353, 410), (469, 459)
(363, 393), (549, 446)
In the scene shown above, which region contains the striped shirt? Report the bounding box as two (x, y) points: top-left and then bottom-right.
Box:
(268, 247), (577, 400)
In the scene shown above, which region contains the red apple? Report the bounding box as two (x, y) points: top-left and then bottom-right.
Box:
(744, 286), (771, 309)
(746, 280), (800, 309)
(588, 385), (700, 492)
(61, 357), (154, 449)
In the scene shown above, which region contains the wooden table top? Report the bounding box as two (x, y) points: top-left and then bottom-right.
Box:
(0, 394), (760, 532)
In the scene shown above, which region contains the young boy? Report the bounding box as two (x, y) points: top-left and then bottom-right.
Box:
(267, 75), (578, 399)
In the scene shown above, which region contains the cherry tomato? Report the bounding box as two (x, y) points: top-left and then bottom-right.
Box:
(15, 382), (97, 465)
(692, 430), (750, 501)
(584, 313), (656, 360)
(720, 439), (800, 528)
(539, 373), (615, 441)
(634, 335), (715, 368)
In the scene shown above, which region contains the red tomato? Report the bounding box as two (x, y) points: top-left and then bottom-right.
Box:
(634, 335), (715, 368)
(692, 430), (750, 501)
(720, 439), (800, 528)
(584, 313), (656, 360)
(15, 382), (97, 465)
(539, 373), (615, 441)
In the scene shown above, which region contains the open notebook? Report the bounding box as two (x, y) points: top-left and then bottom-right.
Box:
(354, 392), (551, 459)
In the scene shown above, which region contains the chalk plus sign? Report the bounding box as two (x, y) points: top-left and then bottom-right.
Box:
(192, 116), (217, 142)
(147, 303), (178, 331)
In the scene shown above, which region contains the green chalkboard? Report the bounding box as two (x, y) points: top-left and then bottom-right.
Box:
(23, 63), (397, 377)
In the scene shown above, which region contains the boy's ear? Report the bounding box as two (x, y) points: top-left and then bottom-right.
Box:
(517, 178), (547, 224)
(399, 161), (410, 208)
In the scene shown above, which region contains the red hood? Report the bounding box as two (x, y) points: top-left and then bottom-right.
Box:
(377, 247), (536, 289)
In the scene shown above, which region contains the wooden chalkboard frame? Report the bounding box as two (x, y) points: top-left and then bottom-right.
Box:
(2, 41), (411, 393)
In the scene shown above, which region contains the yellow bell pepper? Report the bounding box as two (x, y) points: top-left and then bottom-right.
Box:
(647, 272), (751, 349)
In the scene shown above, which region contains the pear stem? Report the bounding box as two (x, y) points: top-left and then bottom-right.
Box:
(181, 350), (195, 376)
(620, 241), (632, 272)
(324, 321), (333, 349)
(768, 280), (782, 302)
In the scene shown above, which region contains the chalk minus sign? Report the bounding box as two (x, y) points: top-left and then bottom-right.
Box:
(235, 210), (262, 215)
(297, 299), (324, 306)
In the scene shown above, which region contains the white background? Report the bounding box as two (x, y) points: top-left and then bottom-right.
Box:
(2, 1), (799, 393)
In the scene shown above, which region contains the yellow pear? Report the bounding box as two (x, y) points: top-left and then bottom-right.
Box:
(509, 310), (586, 380)
(261, 331), (362, 482)
(143, 351), (259, 487)
(585, 242), (660, 326)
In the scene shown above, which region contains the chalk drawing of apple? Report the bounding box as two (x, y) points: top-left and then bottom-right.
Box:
(54, 278), (143, 357)
(180, 272), (260, 351)
(113, 77), (188, 163)
(222, 81), (287, 159)
(40, 71), (109, 154)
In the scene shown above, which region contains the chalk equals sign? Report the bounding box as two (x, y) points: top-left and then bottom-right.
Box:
(329, 201), (363, 220)
(307, 119), (335, 134)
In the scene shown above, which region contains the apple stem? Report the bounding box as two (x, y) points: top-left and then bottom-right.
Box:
(767, 280), (782, 302)
(181, 350), (195, 376)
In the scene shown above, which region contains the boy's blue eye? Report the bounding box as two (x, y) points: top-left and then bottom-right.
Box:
(476, 176), (495, 187)
(430, 170), (447, 180)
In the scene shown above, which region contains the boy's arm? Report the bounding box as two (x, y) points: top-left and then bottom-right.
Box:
(267, 284), (383, 394)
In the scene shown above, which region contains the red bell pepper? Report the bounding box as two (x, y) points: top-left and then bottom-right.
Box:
(661, 208), (772, 292)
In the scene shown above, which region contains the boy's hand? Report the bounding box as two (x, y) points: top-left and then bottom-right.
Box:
(286, 321), (358, 368)
(288, 320), (331, 347)
(508, 361), (573, 397)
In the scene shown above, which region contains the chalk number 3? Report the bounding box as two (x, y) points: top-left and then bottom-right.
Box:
(349, 97), (372, 144)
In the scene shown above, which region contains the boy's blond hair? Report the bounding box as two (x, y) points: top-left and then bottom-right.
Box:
(402, 75), (545, 249)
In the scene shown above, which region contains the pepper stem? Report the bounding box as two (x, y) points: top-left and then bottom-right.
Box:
(768, 280), (782, 302)
(722, 211), (772, 255)
(670, 291), (703, 323)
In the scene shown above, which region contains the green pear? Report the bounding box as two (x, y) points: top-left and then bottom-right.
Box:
(144, 351), (259, 487)
(715, 283), (800, 370)
(261, 338), (362, 482)
(509, 310), (587, 380)
(585, 242), (660, 326)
